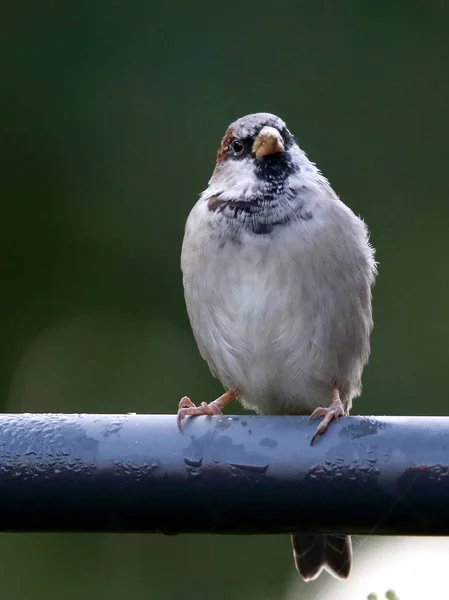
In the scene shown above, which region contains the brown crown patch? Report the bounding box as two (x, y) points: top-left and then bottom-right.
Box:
(216, 129), (233, 163)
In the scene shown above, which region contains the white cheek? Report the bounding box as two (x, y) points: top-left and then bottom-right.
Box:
(207, 158), (256, 199)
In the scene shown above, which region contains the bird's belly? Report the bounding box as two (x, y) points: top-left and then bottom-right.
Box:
(184, 254), (334, 414)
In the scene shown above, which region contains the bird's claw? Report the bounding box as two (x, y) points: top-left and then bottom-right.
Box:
(177, 396), (223, 430)
(309, 399), (345, 445)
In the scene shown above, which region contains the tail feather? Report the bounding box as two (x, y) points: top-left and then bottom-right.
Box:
(291, 534), (352, 581)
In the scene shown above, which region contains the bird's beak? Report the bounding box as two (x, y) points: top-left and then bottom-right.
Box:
(252, 126), (285, 158)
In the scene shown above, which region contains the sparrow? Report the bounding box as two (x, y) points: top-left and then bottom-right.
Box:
(177, 112), (377, 581)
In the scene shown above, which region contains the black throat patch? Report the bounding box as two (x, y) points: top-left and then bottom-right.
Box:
(207, 184), (313, 236)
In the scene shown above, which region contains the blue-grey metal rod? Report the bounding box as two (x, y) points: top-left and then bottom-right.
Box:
(0, 413), (447, 534)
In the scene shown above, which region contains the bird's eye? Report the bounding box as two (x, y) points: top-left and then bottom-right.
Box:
(230, 139), (244, 155)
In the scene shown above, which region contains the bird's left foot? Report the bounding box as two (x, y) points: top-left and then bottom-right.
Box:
(177, 389), (237, 430)
(309, 389), (345, 445)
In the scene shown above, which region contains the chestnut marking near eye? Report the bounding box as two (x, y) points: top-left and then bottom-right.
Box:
(230, 139), (244, 155)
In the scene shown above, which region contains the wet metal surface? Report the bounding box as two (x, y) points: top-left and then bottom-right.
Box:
(0, 413), (448, 534)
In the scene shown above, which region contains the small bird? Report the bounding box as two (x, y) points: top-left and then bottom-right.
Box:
(178, 112), (376, 581)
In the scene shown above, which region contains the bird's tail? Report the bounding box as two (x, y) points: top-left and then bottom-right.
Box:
(291, 534), (352, 581)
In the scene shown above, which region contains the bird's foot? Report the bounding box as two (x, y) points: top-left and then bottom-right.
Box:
(309, 390), (345, 445)
(177, 389), (237, 430)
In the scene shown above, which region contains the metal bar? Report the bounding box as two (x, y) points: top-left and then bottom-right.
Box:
(0, 413), (447, 535)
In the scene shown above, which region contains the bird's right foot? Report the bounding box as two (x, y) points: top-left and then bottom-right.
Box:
(177, 389), (237, 430)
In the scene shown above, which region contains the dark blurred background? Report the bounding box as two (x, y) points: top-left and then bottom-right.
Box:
(2, 2), (449, 599)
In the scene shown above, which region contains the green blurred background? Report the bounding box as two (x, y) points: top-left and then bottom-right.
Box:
(2, 2), (449, 599)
